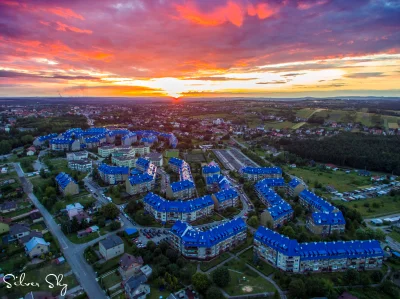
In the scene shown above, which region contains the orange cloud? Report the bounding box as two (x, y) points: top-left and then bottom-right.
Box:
(55, 21), (92, 34)
(247, 3), (274, 19)
(46, 7), (84, 20)
(175, 1), (244, 27)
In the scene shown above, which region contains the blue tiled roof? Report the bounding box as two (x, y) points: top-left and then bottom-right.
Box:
(50, 138), (74, 145)
(130, 168), (142, 175)
(289, 178), (302, 188)
(170, 218), (246, 247)
(170, 180), (195, 192)
(169, 157), (184, 168)
(299, 190), (335, 213)
(202, 164), (220, 174)
(267, 202), (293, 220)
(55, 172), (77, 189)
(98, 163), (129, 175)
(122, 132), (137, 140)
(144, 192), (213, 213)
(257, 178), (286, 188)
(128, 173), (153, 185)
(85, 136), (100, 143)
(108, 129), (130, 137)
(214, 188), (238, 203)
(38, 133), (58, 142)
(255, 185), (285, 206)
(311, 211), (345, 226)
(241, 167), (282, 175)
(255, 226), (383, 260)
(136, 157), (150, 169)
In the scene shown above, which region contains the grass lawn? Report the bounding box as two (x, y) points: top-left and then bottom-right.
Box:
(284, 166), (373, 192)
(0, 253), (28, 273)
(3, 207), (32, 218)
(292, 122), (306, 129)
(95, 255), (121, 275)
(230, 238), (253, 255)
(340, 195), (400, 217)
(101, 270), (122, 289)
(67, 230), (102, 244)
(264, 121), (294, 130)
(388, 230), (400, 243)
(220, 259), (276, 296)
(31, 222), (46, 231)
(190, 214), (224, 226)
(0, 170), (19, 181)
(50, 194), (95, 214)
(148, 282), (171, 299)
(296, 108), (321, 119)
(164, 150), (179, 158)
(199, 252), (231, 272)
(239, 248), (275, 277)
(3, 261), (78, 297)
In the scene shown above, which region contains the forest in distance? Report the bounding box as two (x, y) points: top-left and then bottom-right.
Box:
(278, 133), (400, 175)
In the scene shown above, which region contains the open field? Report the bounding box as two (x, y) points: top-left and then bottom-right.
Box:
(164, 149), (179, 158)
(239, 248), (275, 277)
(291, 122), (306, 129)
(295, 108), (324, 119)
(340, 195), (400, 217)
(283, 166), (373, 192)
(102, 270), (122, 289)
(264, 121), (295, 129)
(219, 259), (276, 296)
(388, 231), (400, 243)
(186, 152), (206, 162)
(199, 252), (231, 272)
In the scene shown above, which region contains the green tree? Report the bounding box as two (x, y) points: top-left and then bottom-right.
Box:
(344, 269), (359, 285)
(247, 216), (259, 228)
(101, 203), (119, 219)
(281, 226), (296, 239)
(212, 267), (230, 287)
(206, 286), (224, 299)
(109, 221), (121, 231)
(192, 273), (210, 293)
(289, 279), (306, 298)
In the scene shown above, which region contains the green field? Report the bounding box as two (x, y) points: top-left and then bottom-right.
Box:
(3, 207), (32, 218)
(296, 108), (319, 119)
(164, 150), (179, 158)
(239, 248), (275, 277)
(284, 166), (373, 192)
(101, 270), (122, 289)
(219, 259), (276, 296)
(291, 122), (306, 129)
(199, 252), (231, 272)
(388, 230), (400, 243)
(341, 195), (400, 217)
(264, 121), (295, 130)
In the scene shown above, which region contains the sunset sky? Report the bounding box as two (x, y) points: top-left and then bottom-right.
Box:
(1, 0), (399, 98)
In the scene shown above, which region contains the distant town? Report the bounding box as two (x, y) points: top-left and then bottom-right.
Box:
(0, 98), (399, 299)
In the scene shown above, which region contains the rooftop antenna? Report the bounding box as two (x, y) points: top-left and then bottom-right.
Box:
(58, 91), (63, 98)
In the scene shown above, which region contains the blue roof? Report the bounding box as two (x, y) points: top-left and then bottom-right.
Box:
(55, 172), (77, 189)
(311, 211), (345, 226)
(136, 157), (150, 169)
(267, 202), (293, 220)
(107, 129), (130, 137)
(257, 178), (286, 187)
(214, 188), (238, 203)
(85, 136), (101, 143)
(241, 167), (282, 175)
(50, 138), (74, 145)
(98, 163), (129, 175)
(38, 133), (58, 142)
(299, 190), (335, 213)
(202, 164), (220, 174)
(170, 179), (195, 192)
(144, 192), (213, 213)
(255, 226), (383, 260)
(288, 178), (302, 188)
(25, 237), (48, 252)
(122, 132), (137, 140)
(169, 157), (184, 168)
(170, 218), (246, 247)
(125, 228), (138, 235)
(128, 173), (153, 185)
(255, 185), (285, 206)
(130, 168), (142, 175)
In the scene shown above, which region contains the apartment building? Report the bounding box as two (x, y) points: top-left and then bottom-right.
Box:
(145, 152), (163, 167)
(112, 155), (137, 168)
(211, 188), (239, 210)
(287, 178), (306, 197)
(260, 202), (294, 229)
(122, 132), (138, 146)
(50, 138), (80, 152)
(168, 157), (184, 173)
(299, 190), (335, 213)
(98, 145), (116, 157)
(166, 180), (196, 200)
(206, 174), (230, 192)
(202, 163), (221, 179)
(126, 174), (155, 195)
(254, 226), (383, 273)
(143, 192), (214, 223)
(169, 218), (247, 260)
(131, 145), (150, 156)
(33, 133), (58, 147)
(66, 151), (88, 161)
(255, 184), (286, 207)
(307, 211), (346, 236)
(68, 159), (92, 172)
(240, 166), (282, 181)
(136, 157), (150, 172)
(98, 164), (129, 185)
(55, 172), (79, 196)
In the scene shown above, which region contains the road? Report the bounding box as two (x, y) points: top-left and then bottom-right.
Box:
(13, 163), (107, 299)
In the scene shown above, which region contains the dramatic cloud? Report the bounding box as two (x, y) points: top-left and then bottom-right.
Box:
(0, 0), (399, 97)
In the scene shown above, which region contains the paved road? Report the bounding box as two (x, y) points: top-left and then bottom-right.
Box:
(13, 163), (107, 299)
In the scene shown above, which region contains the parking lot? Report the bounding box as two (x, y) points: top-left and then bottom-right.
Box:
(214, 148), (258, 171)
(136, 228), (169, 247)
